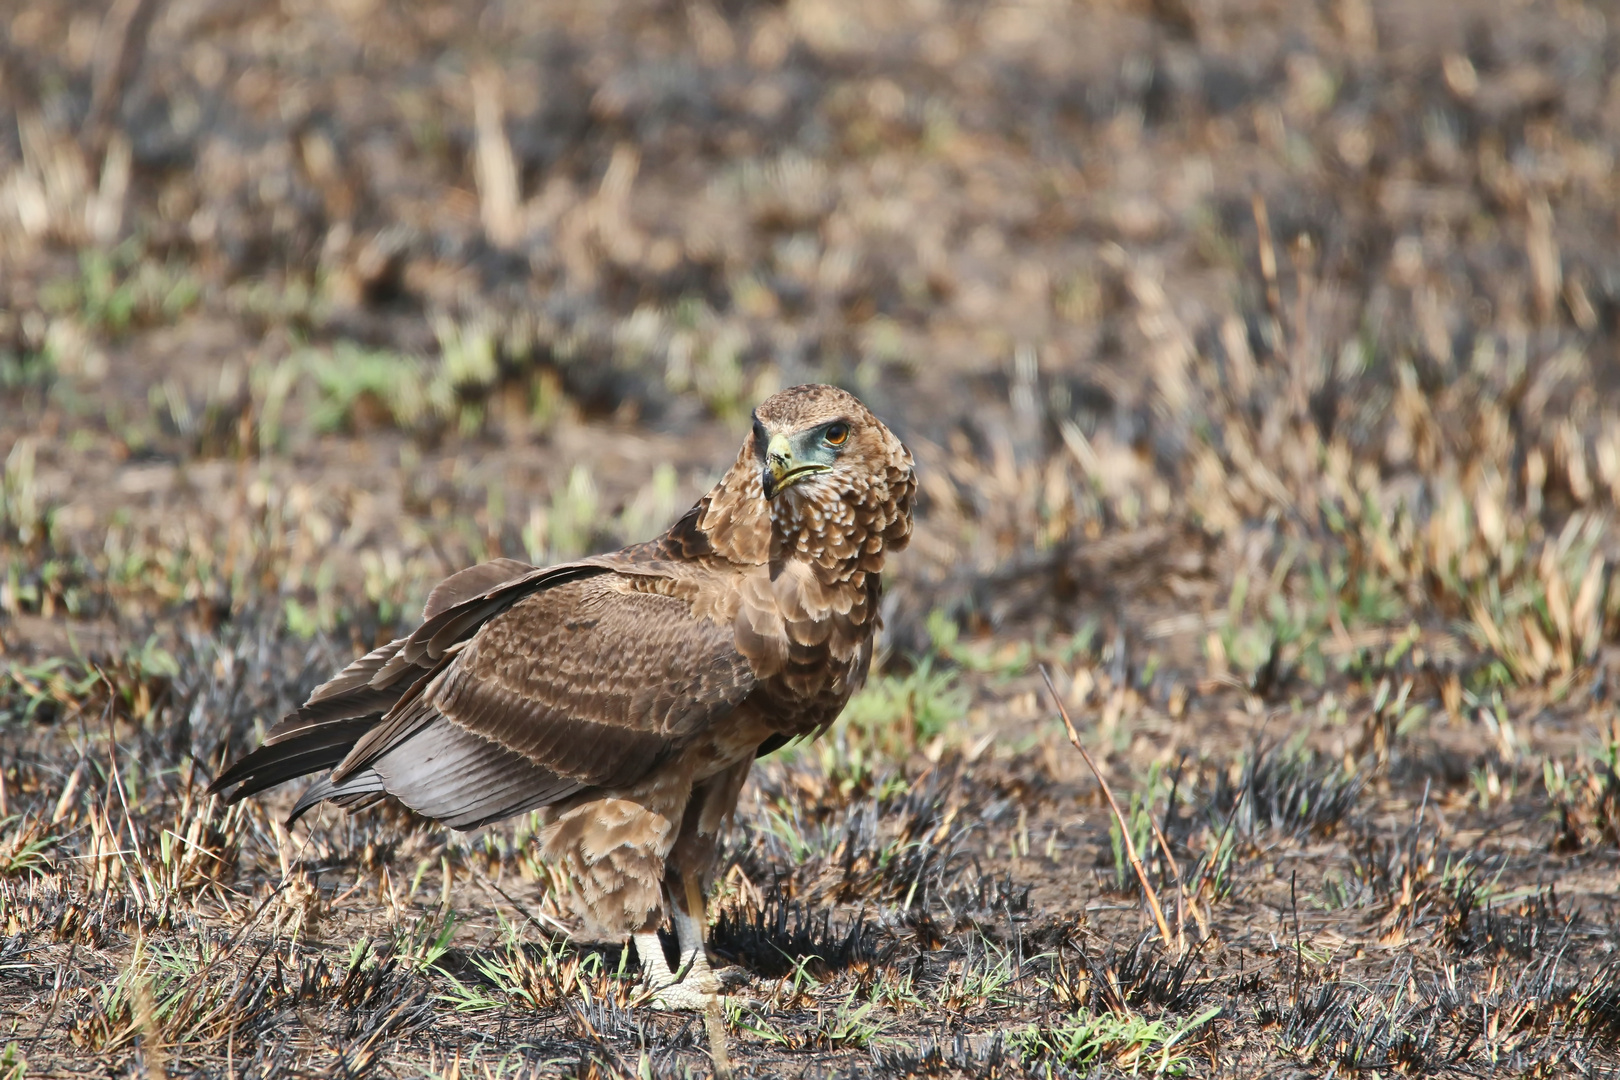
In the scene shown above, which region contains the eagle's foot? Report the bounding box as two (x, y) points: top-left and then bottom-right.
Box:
(644, 958), (724, 1011)
(650, 975), (763, 1013)
(634, 932), (725, 1011)
(648, 977), (722, 1011)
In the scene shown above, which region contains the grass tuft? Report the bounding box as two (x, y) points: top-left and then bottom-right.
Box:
(1209, 744), (1363, 841)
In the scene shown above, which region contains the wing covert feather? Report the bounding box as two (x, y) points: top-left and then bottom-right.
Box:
(422, 558), (535, 619)
(374, 562), (610, 684)
(334, 573), (758, 794)
(429, 576), (758, 788)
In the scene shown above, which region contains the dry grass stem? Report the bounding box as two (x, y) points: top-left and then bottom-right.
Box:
(1039, 666), (1178, 953)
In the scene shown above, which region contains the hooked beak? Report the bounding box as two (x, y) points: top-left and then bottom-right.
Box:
(762, 432), (826, 499)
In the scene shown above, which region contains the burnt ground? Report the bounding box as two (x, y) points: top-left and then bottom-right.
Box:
(5, 0), (1620, 1076)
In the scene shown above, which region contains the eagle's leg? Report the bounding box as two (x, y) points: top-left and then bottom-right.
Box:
(673, 873), (724, 984)
(619, 759), (753, 1010)
(632, 931), (693, 996)
(660, 759), (755, 998)
(632, 878), (725, 1011)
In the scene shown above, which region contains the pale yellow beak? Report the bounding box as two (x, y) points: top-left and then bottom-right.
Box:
(762, 432), (826, 498)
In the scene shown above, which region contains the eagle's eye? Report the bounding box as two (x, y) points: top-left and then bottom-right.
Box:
(823, 423), (849, 446)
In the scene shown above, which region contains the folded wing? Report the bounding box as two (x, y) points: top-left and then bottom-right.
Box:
(210, 559), (758, 830)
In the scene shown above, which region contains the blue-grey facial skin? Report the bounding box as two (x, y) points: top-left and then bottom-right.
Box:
(760, 420), (850, 500)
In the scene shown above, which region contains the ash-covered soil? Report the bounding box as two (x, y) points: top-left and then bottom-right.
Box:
(4, 0), (1620, 1075)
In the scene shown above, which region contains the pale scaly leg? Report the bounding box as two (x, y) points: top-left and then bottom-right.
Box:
(664, 764), (754, 997)
(633, 932), (681, 994)
(632, 880), (724, 1011)
(670, 879), (723, 991)
(682, 874), (737, 1080)
(675, 876), (753, 993)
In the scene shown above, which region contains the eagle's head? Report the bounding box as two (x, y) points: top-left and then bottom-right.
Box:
(700, 384), (914, 578)
(753, 384), (914, 576)
(748, 385), (900, 495)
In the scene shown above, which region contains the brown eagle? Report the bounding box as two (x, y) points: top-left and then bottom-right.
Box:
(210, 384), (914, 1008)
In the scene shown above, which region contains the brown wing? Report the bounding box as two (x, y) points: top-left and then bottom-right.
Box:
(213, 562), (759, 831)
(333, 573), (755, 788)
(208, 559), (600, 808)
(422, 557), (536, 619)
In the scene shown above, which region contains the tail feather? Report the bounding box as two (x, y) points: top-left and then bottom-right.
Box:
(268, 687), (404, 735)
(210, 644), (428, 803)
(305, 637), (408, 706)
(288, 771), (387, 823)
(208, 715), (379, 801)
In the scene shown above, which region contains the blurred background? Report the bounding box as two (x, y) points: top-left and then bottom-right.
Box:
(3, 0), (1619, 669)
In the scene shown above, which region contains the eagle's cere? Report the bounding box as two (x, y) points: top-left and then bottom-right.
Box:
(209, 384), (914, 1009)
